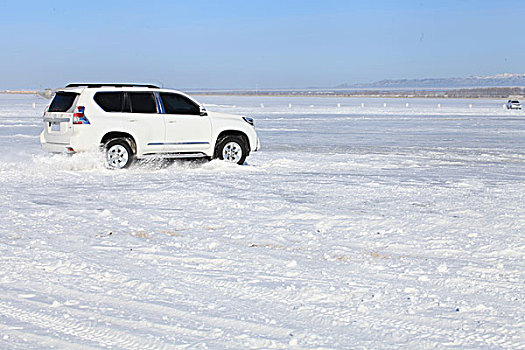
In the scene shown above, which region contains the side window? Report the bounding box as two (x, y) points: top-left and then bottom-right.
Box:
(94, 92), (124, 112)
(129, 92), (157, 113)
(160, 93), (200, 115)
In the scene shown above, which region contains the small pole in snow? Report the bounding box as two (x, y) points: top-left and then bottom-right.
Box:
(337, 103), (341, 108)
(438, 103), (441, 108)
(469, 104), (473, 109)
(406, 103), (409, 107)
(32, 102), (36, 109)
(289, 103), (292, 108)
(361, 103), (365, 108)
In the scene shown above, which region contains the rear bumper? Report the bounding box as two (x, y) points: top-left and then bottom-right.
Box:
(41, 141), (75, 153)
(40, 131), (75, 153)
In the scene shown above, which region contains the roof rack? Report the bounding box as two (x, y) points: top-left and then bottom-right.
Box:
(66, 83), (160, 89)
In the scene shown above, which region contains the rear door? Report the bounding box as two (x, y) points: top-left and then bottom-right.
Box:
(43, 91), (78, 144)
(160, 92), (211, 152)
(125, 92), (165, 154)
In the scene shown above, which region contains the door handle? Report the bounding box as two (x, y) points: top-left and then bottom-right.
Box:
(168, 120), (177, 123)
(127, 119), (137, 122)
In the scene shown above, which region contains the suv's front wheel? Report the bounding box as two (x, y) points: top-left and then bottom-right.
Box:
(214, 135), (248, 165)
(104, 138), (134, 169)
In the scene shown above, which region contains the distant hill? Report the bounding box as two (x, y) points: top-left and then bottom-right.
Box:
(337, 73), (525, 89)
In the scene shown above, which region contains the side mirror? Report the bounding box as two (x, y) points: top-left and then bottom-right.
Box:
(200, 107), (208, 116)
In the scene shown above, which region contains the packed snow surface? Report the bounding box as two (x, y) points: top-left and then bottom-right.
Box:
(0, 94), (523, 349)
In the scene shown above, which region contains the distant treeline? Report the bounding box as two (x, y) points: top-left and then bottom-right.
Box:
(3, 87), (523, 100)
(439, 87), (524, 98)
(193, 87), (525, 99)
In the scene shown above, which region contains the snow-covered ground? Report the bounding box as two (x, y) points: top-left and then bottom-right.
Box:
(0, 94), (523, 349)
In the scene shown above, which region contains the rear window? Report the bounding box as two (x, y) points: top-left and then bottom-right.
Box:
(129, 92), (157, 113)
(160, 93), (200, 115)
(48, 92), (78, 112)
(94, 92), (124, 112)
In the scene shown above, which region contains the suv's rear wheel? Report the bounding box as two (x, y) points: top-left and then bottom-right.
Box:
(105, 138), (134, 169)
(214, 135), (248, 165)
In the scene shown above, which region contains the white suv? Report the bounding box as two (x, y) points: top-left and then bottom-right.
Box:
(506, 100), (522, 110)
(40, 84), (259, 168)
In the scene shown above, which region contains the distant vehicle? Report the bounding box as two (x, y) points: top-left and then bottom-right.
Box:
(40, 84), (260, 168)
(506, 100), (522, 110)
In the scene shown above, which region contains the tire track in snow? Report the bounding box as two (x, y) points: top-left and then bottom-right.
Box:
(145, 251), (522, 349)
(0, 301), (174, 350)
(1, 281), (293, 347)
(6, 243), (521, 348)
(1, 292), (212, 341)
(3, 248), (298, 345)
(333, 299), (523, 349)
(0, 322), (100, 350)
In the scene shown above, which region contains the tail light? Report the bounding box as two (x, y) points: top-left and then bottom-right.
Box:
(73, 106), (90, 124)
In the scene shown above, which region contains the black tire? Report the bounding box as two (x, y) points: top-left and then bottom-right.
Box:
(214, 134), (248, 165)
(104, 138), (134, 169)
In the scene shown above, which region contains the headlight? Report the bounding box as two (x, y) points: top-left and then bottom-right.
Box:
(243, 116), (254, 126)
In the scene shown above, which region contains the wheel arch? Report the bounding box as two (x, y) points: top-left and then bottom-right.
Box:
(214, 130), (250, 154)
(100, 131), (137, 154)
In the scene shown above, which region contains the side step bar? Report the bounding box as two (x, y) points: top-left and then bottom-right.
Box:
(141, 152), (208, 159)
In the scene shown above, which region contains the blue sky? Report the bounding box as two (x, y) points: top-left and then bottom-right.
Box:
(1, 0), (524, 89)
